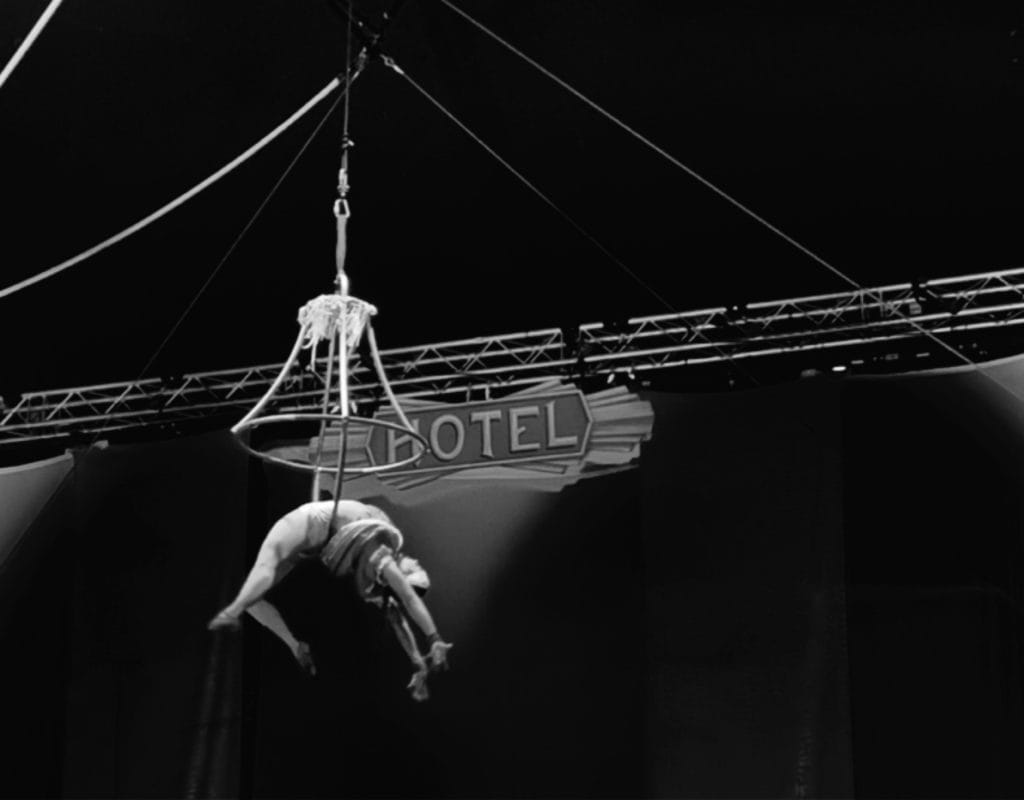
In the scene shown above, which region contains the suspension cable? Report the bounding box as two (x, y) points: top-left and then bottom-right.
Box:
(380, 54), (762, 385)
(383, 56), (675, 309)
(0, 0), (64, 91)
(329, 12), (358, 516)
(434, 0), (987, 376)
(341, 5), (355, 169)
(141, 72), (364, 379)
(0, 75), (346, 302)
(34, 70), (362, 536)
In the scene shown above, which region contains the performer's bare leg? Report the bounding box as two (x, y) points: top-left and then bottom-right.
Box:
(209, 514), (308, 630)
(248, 598), (316, 676)
(247, 599), (299, 650)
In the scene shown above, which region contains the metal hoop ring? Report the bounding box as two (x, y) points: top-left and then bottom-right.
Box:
(232, 412), (428, 475)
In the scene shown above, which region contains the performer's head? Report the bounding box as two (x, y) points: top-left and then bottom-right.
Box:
(398, 555), (431, 596)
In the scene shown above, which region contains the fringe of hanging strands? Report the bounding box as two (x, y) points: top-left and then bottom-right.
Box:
(298, 294), (377, 368)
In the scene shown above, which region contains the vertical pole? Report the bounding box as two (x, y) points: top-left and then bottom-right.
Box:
(338, 299), (350, 421)
(329, 299), (351, 507)
(309, 334), (338, 502)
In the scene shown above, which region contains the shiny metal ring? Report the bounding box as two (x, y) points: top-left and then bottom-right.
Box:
(232, 412), (428, 475)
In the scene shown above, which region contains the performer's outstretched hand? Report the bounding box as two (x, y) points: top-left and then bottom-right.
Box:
(408, 665), (430, 702)
(293, 641), (317, 677)
(428, 639), (452, 671)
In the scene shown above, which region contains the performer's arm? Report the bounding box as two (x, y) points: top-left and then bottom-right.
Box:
(385, 600), (429, 701)
(247, 600), (316, 676)
(380, 558), (452, 670)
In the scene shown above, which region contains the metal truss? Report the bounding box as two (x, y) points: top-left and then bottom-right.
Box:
(3, 267), (1024, 445)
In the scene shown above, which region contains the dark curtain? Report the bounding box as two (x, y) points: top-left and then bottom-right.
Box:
(58, 432), (249, 798)
(639, 382), (851, 797)
(843, 365), (1024, 798)
(0, 459), (75, 799)
(2, 362), (1024, 797)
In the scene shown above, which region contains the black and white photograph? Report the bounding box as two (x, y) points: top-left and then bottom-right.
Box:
(1, 1), (1023, 797)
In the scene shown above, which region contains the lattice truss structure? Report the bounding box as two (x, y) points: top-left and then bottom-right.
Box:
(4, 267), (1024, 445)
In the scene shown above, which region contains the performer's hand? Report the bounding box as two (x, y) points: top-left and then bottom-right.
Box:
(293, 641), (317, 678)
(408, 667), (430, 702)
(207, 610), (241, 632)
(428, 639), (452, 671)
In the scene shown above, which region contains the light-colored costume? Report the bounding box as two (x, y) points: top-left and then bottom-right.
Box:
(293, 501), (404, 602)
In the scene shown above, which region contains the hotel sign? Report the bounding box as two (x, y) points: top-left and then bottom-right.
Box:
(364, 389), (592, 474)
(270, 381), (653, 492)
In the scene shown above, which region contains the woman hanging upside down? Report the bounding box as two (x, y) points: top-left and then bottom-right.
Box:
(208, 499), (452, 701)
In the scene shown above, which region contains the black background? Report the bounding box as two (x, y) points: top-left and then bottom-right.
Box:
(2, 0), (1023, 396)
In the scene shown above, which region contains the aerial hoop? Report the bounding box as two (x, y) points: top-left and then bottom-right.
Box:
(230, 62), (429, 490)
(230, 291), (429, 477)
(232, 413), (427, 474)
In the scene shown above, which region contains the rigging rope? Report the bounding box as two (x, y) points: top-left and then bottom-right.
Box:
(0, 75), (346, 302)
(380, 56), (674, 312)
(333, 11), (359, 289)
(138, 76), (361, 380)
(0, 0), (64, 91)
(328, 10), (359, 515)
(380, 55), (762, 385)
(341, 5), (355, 182)
(80, 68), (367, 512)
(55, 3), (393, 494)
(434, 0), (987, 376)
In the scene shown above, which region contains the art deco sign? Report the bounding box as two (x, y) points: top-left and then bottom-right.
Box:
(269, 381), (654, 492)
(363, 389), (592, 474)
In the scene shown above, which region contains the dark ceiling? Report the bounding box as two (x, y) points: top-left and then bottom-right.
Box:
(2, 0), (1022, 399)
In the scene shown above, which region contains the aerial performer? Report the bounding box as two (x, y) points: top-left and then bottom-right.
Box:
(214, 28), (444, 699)
(209, 498), (452, 701)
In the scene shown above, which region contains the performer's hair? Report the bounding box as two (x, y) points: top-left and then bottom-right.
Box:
(398, 555), (430, 596)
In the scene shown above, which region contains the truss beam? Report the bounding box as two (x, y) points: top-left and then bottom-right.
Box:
(3, 267), (1024, 444)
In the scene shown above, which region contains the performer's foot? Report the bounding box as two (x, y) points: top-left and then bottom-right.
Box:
(294, 641), (317, 677)
(207, 610), (241, 631)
